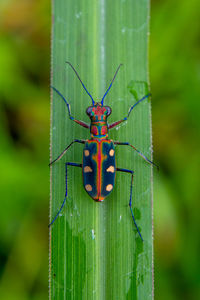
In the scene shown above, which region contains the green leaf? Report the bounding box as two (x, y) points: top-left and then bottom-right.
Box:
(50, 1), (153, 299)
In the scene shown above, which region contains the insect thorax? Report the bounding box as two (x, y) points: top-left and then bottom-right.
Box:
(90, 119), (108, 139)
(87, 103), (111, 139)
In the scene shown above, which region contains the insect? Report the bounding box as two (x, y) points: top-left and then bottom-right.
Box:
(49, 62), (158, 241)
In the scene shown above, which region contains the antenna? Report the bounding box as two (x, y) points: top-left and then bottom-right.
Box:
(66, 61), (95, 105)
(101, 64), (123, 105)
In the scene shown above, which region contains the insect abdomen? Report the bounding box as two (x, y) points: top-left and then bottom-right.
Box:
(83, 139), (116, 201)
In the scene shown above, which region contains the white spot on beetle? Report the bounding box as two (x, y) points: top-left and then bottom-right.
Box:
(106, 166), (115, 173)
(106, 184), (113, 192)
(84, 150), (90, 156)
(85, 184), (92, 192)
(109, 149), (114, 156)
(84, 166), (92, 173)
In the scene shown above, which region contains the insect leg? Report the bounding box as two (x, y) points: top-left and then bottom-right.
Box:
(49, 139), (85, 166)
(51, 86), (90, 129)
(108, 94), (151, 130)
(114, 141), (159, 170)
(116, 167), (143, 241)
(49, 162), (82, 227)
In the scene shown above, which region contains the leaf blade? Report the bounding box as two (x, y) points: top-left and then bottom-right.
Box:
(50, 1), (153, 299)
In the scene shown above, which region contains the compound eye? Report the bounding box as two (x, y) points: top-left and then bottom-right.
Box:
(105, 106), (112, 116)
(86, 107), (93, 116)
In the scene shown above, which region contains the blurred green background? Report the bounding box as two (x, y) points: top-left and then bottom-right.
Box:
(0, 0), (199, 299)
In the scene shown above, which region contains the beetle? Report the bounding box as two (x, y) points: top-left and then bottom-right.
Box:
(49, 62), (158, 241)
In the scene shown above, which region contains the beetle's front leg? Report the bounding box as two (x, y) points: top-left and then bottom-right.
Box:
(108, 94), (151, 130)
(49, 139), (85, 166)
(51, 86), (90, 129)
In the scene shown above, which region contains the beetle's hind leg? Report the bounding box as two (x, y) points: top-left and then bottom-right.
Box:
(49, 162), (82, 227)
(116, 167), (143, 241)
